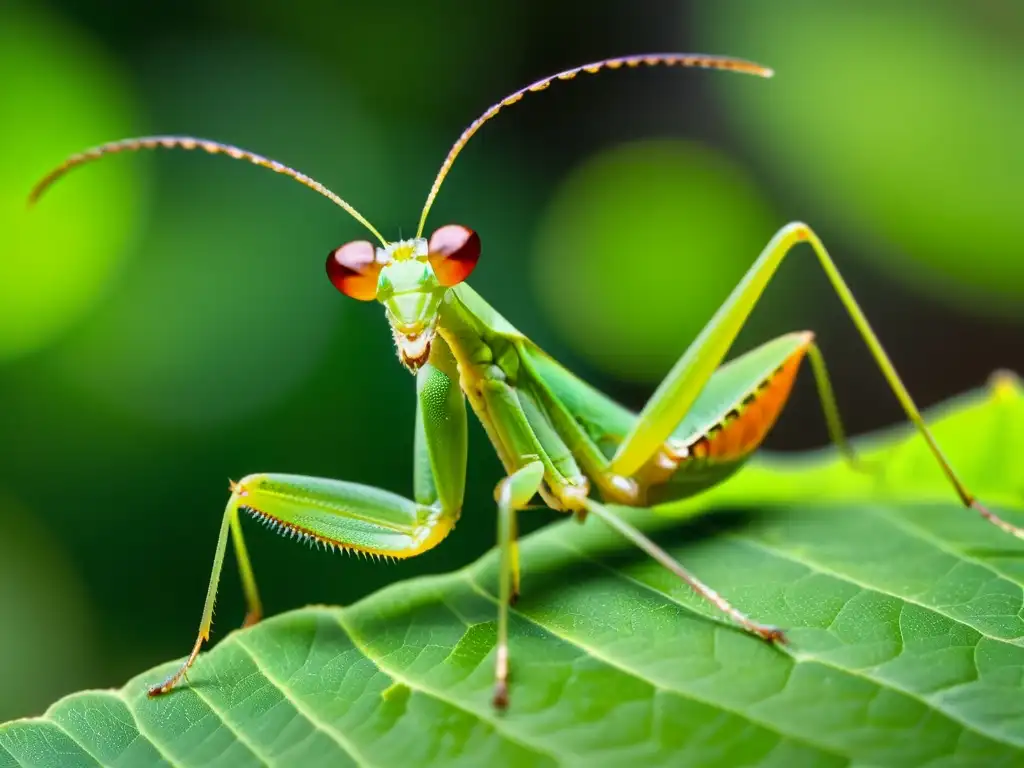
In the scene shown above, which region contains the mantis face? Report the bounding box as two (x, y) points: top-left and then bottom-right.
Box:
(326, 224), (480, 371)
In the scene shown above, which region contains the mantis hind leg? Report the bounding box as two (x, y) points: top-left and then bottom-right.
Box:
(805, 340), (869, 472)
(610, 222), (1024, 539)
(583, 497), (785, 642)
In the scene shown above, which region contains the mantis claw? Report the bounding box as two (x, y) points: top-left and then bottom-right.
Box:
(492, 681), (509, 710)
(755, 625), (787, 645)
(146, 678), (174, 698)
(146, 634), (206, 697)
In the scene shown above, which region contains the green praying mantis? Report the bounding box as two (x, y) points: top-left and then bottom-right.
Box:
(30, 53), (1024, 710)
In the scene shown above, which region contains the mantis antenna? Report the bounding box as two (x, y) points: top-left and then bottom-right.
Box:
(415, 53), (774, 238)
(28, 135), (388, 247)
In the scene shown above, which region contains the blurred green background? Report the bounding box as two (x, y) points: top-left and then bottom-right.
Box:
(1, 0), (1022, 721)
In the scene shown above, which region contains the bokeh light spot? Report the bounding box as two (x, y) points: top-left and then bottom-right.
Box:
(533, 140), (779, 382)
(698, 3), (1024, 314)
(0, 498), (98, 721)
(55, 40), (392, 427)
(0, 5), (140, 361)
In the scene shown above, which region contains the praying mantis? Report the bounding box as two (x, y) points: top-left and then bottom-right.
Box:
(30, 53), (1024, 711)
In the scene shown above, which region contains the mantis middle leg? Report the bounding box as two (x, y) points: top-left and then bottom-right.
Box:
(610, 222), (1023, 538)
(476, 368), (786, 706)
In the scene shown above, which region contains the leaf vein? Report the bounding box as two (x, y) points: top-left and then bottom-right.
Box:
(233, 634), (372, 768)
(555, 531), (1018, 750)
(179, 673), (275, 767)
(868, 505), (1024, 590)
(41, 719), (104, 768)
(118, 690), (195, 768)
(87, 690), (180, 768)
(730, 533), (1024, 647)
(324, 607), (565, 765)
(462, 573), (847, 762)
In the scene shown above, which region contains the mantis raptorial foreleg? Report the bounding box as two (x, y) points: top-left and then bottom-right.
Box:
(149, 356), (467, 696)
(148, 474), (460, 696)
(229, 507), (263, 628)
(476, 376), (591, 511)
(147, 495), (263, 695)
(610, 222), (1023, 538)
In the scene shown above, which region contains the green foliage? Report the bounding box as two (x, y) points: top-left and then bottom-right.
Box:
(0, 505), (98, 724)
(5, 1), (1021, 733)
(53, 41), (388, 428)
(698, 2), (1024, 314)
(0, 4), (140, 361)
(2, 375), (1022, 766)
(533, 140), (784, 383)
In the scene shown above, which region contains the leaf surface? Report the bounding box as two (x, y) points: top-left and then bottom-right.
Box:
(3, 374), (1023, 767)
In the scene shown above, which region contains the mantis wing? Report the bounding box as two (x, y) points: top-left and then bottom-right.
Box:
(520, 332), (813, 504)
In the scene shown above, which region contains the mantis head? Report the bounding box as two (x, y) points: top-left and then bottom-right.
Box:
(325, 225), (480, 371)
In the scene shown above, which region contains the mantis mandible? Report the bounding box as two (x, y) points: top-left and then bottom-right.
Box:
(30, 53), (1024, 709)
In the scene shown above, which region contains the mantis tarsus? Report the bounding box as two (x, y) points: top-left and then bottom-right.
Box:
(31, 52), (1024, 710)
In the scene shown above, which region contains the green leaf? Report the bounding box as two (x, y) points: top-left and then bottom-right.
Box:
(3, 374), (1023, 767)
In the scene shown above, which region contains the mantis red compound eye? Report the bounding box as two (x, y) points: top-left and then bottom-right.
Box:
(326, 240), (382, 301)
(428, 224), (480, 286)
